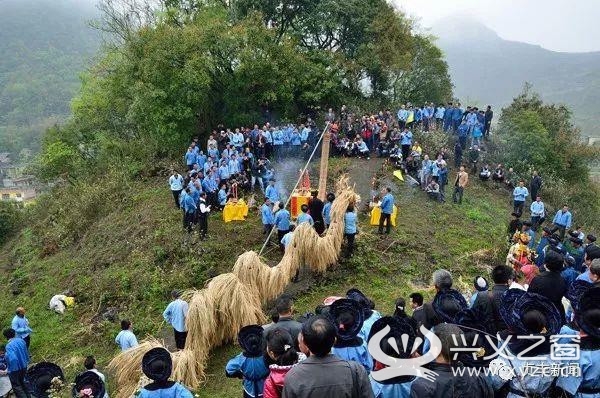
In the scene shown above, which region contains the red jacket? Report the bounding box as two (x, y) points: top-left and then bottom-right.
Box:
(263, 364), (293, 398)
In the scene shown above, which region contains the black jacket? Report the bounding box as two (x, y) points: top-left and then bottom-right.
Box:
(472, 284), (509, 334)
(529, 271), (567, 323)
(410, 362), (494, 398)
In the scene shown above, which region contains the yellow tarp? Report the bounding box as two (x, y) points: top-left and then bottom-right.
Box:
(223, 199), (249, 222)
(393, 170), (404, 181)
(370, 205), (398, 227)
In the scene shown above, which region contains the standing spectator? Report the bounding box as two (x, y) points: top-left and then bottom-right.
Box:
(438, 162), (448, 203)
(263, 295), (302, 348)
(3, 329), (30, 398)
(344, 204), (358, 257)
(182, 187), (197, 234)
(168, 171), (184, 208)
(512, 180), (529, 215)
(163, 290), (189, 350)
(263, 328), (303, 398)
(197, 192), (211, 240)
(282, 315), (374, 398)
(400, 128), (413, 161)
(452, 166), (469, 204)
(529, 250), (568, 323)
(472, 265), (512, 335)
(184, 147), (196, 171)
(453, 141), (463, 168)
(261, 198), (275, 235)
(530, 196), (545, 231)
(11, 308), (32, 349)
(322, 193), (335, 229)
(308, 190), (325, 235)
(408, 292), (426, 331)
(226, 325), (269, 398)
(378, 187), (394, 235)
(552, 204), (573, 240)
(484, 105), (493, 139)
(138, 348), (193, 397)
(297, 204), (314, 226)
(265, 180), (279, 204)
(275, 204), (291, 244)
(329, 299), (372, 372)
(115, 319), (138, 352)
(529, 171), (542, 201)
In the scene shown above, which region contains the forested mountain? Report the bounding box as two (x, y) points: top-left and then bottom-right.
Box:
(0, 0), (100, 157)
(432, 17), (600, 139)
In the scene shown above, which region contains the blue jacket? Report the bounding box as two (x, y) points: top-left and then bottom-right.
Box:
(513, 186), (529, 202)
(370, 377), (413, 398)
(218, 189), (228, 206)
(272, 130), (283, 145)
(11, 316), (32, 339)
(400, 131), (412, 146)
(163, 299), (188, 332)
(139, 383), (193, 398)
(261, 203), (274, 225)
(553, 210), (572, 228)
(183, 194), (197, 214)
(265, 185), (279, 203)
(297, 212), (314, 226)
(452, 107), (463, 121)
(5, 337), (29, 372)
(458, 123), (468, 137)
(184, 151), (196, 165)
(344, 212), (357, 234)
(332, 345), (372, 373)
(323, 202), (332, 225)
(561, 266), (579, 287)
(275, 209), (291, 231)
(380, 193), (394, 214)
(535, 236), (549, 267)
(225, 353), (269, 398)
(556, 345), (600, 397)
(115, 330), (139, 351)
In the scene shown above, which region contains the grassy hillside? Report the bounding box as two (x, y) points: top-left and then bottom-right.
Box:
(0, 151), (510, 394)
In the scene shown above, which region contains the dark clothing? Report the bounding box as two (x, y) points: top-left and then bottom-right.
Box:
(454, 144), (463, 168)
(410, 362), (494, 398)
(172, 189), (182, 208)
(472, 285), (509, 334)
(184, 211), (194, 233)
(263, 317), (302, 349)
(23, 335), (30, 349)
(378, 213), (391, 234)
(344, 233), (355, 257)
(174, 330), (188, 350)
(530, 175), (542, 199)
(529, 271), (567, 323)
(452, 186), (464, 204)
(411, 306), (427, 331)
(282, 354), (374, 398)
(8, 369), (31, 398)
(197, 212), (208, 239)
(308, 197), (325, 235)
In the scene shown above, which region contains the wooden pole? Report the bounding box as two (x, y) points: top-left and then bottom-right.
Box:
(317, 127), (331, 201)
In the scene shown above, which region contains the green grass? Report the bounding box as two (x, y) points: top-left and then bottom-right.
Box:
(0, 158), (512, 396)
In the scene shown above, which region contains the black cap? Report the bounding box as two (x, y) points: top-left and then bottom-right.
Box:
(26, 362), (64, 398)
(237, 325), (265, 357)
(142, 347), (172, 382)
(73, 371), (106, 398)
(587, 234), (597, 243)
(329, 299), (365, 342)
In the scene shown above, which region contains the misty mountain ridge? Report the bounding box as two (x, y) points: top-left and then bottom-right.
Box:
(430, 16), (600, 138)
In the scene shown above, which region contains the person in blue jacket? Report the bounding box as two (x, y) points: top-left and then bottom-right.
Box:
(347, 288), (382, 343)
(535, 227), (552, 268)
(556, 287), (600, 397)
(10, 308), (32, 349)
(457, 120), (469, 149)
(184, 147), (196, 171)
(328, 299), (373, 373)
(226, 325), (269, 398)
(138, 347), (193, 398)
(182, 187), (197, 234)
(322, 193), (335, 229)
(344, 204), (358, 257)
(368, 316), (417, 398)
(265, 180), (279, 203)
(274, 204), (291, 245)
(297, 204), (313, 226)
(3, 328), (29, 398)
(452, 103), (464, 133)
(443, 103), (453, 132)
(261, 198), (275, 235)
(378, 187), (394, 235)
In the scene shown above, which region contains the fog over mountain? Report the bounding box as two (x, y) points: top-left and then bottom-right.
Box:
(431, 17), (600, 138)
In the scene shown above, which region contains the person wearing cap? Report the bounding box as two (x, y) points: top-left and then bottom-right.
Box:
(368, 316), (418, 397)
(115, 319), (138, 352)
(553, 204), (573, 240)
(329, 299), (373, 372)
(2, 328), (29, 398)
(282, 315), (373, 398)
(410, 323), (493, 398)
(346, 288), (382, 343)
(488, 289), (561, 397)
(556, 287), (600, 396)
(469, 276), (488, 307)
(11, 308), (32, 349)
(138, 347), (192, 398)
(162, 291), (189, 351)
(226, 325), (269, 398)
(529, 250), (568, 323)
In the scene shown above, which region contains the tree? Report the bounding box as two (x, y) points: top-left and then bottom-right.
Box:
(0, 201), (22, 245)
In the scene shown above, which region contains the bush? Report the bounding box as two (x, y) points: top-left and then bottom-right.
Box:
(0, 201), (22, 245)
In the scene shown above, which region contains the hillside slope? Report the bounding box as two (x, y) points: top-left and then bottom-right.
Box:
(0, 149), (510, 393)
(0, 0), (100, 155)
(431, 17), (600, 138)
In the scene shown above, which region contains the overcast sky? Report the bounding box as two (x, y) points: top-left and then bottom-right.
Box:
(394, 0), (600, 53)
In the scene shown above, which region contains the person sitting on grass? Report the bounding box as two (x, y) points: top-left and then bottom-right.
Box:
(425, 178), (440, 201)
